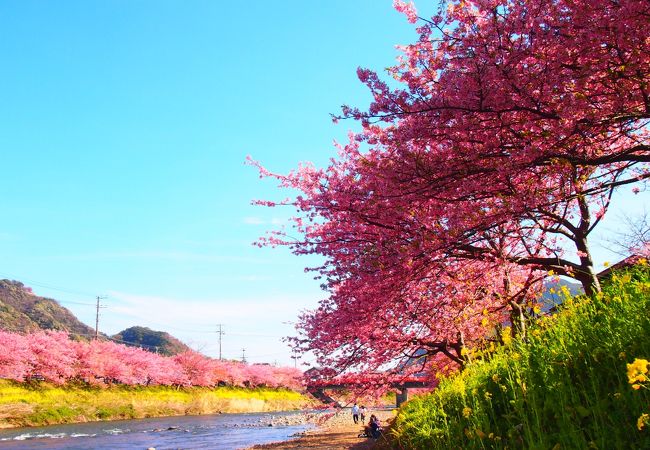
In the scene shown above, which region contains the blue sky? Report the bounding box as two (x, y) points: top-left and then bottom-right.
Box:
(0, 1), (646, 366)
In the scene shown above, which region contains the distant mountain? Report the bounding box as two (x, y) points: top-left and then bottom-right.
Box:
(0, 279), (192, 356)
(540, 278), (584, 313)
(0, 279), (97, 337)
(112, 326), (191, 356)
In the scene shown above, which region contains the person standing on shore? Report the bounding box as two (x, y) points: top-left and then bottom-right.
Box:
(351, 403), (360, 424)
(360, 406), (367, 424)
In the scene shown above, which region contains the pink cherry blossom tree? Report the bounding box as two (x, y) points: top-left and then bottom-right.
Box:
(251, 0), (649, 386)
(0, 331), (30, 381)
(0, 330), (301, 389)
(338, 0), (649, 294)
(26, 331), (77, 384)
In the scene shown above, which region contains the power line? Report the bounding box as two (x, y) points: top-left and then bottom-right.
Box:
(105, 335), (162, 351)
(64, 332), (167, 353)
(57, 300), (97, 306)
(0, 273), (98, 298)
(245, 350), (291, 358)
(0, 273), (294, 362)
(102, 310), (215, 334)
(227, 332), (284, 338)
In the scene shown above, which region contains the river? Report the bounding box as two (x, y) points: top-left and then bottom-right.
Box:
(0, 411), (315, 449)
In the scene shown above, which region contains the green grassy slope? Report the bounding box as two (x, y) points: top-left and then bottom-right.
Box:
(392, 266), (650, 449)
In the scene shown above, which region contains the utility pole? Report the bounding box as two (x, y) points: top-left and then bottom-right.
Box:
(94, 296), (107, 340)
(241, 348), (246, 363)
(216, 324), (225, 360)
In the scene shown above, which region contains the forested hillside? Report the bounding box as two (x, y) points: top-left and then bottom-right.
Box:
(0, 280), (190, 355)
(113, 326), (191, 356)
(0, 280), (95, 337)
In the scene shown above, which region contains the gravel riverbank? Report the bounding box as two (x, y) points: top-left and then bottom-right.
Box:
(248, 409), (395, 450)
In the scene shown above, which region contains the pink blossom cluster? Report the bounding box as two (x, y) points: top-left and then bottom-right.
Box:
(0, 330), (302, 389)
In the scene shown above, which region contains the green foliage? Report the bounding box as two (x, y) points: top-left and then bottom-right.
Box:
(95, 404), (136, 420)
(28, 406), (79, 425)
(392, 266), (650, 449)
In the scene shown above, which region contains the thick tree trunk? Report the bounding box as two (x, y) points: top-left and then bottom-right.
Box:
(427, 334), (468, 370)
(447, 331), (468, 370)
(575, 235), (601, 296)
(572, 191), (602, 296)
(509, 300), (527, 341)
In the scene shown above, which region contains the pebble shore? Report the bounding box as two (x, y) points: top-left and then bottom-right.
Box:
(248, 408), (395, 449)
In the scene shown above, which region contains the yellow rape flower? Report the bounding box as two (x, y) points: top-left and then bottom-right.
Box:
(638, 413), (649, 431)
(501, 327), (512, 345)
(462, 407), (472, 418)
(627, 359), (649, 387)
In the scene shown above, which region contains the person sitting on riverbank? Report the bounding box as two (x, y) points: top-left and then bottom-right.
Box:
(358, 414), (381, 439)
(368, 414), (381, 439)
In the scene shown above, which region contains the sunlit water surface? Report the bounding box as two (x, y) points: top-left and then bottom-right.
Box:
(0, 411), (313, 449)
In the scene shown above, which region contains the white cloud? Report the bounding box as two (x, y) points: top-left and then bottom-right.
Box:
(101, 290), (319, 365)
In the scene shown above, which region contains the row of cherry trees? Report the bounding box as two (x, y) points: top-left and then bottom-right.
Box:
(253, 0), (649, 388)
(0, 330), (302, 390)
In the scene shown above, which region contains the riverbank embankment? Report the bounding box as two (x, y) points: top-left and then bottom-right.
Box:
(0, 380), (315, 428)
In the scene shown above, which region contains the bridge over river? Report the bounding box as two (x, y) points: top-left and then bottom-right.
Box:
(307, 380), (429, 408)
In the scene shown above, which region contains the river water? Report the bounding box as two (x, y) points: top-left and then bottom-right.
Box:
(0, 411), (314, 449)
